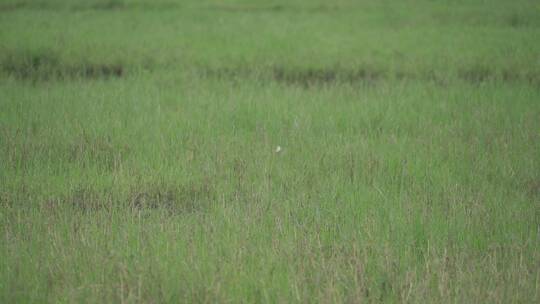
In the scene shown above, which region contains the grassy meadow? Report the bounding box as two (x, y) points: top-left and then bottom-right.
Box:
(1, 0), (540, 302)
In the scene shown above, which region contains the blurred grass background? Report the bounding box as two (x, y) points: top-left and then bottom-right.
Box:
(1, 0), (539, 303)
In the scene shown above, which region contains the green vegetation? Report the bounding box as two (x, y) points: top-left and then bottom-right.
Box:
(1, 0), (539, 302)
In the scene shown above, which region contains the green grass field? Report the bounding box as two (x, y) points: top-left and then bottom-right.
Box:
(1, 0), (539, 302)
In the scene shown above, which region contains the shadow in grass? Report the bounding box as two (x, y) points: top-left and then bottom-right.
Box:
(458, 65), (495, 84)
(85, 0), (181, 11)
(67, 180), (215, 215)
(201, 65), (540, 88)
(459, 65), (540, 85)
(206, 4), (285, 12)
(70, 188), (112, 213)
(89, 0), (125, 10)
(0, 0), (124, 11)
(273, 66), (384, 87)
(0, 0), (182, 12)
(129, 181), (216, 215)
(1, 50), (124, 82)
(206, 4), (345, 13)
(506, 13), (536, 28)
(201, 66), (386, 88)
(0, 1), (346, 12)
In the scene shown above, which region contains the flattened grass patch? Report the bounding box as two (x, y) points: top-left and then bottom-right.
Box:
(69, 187), (112, 213)
(129, 180), (216, 214)
(1, 50), (124, 82)
(200, 66), (386, 87)
(272, 66), (385, 87)
(200, 65), (540, 87)
(0, 0), (181, 11)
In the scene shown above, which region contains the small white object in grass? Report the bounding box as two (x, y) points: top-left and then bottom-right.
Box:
(275, 146), (282, 153)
